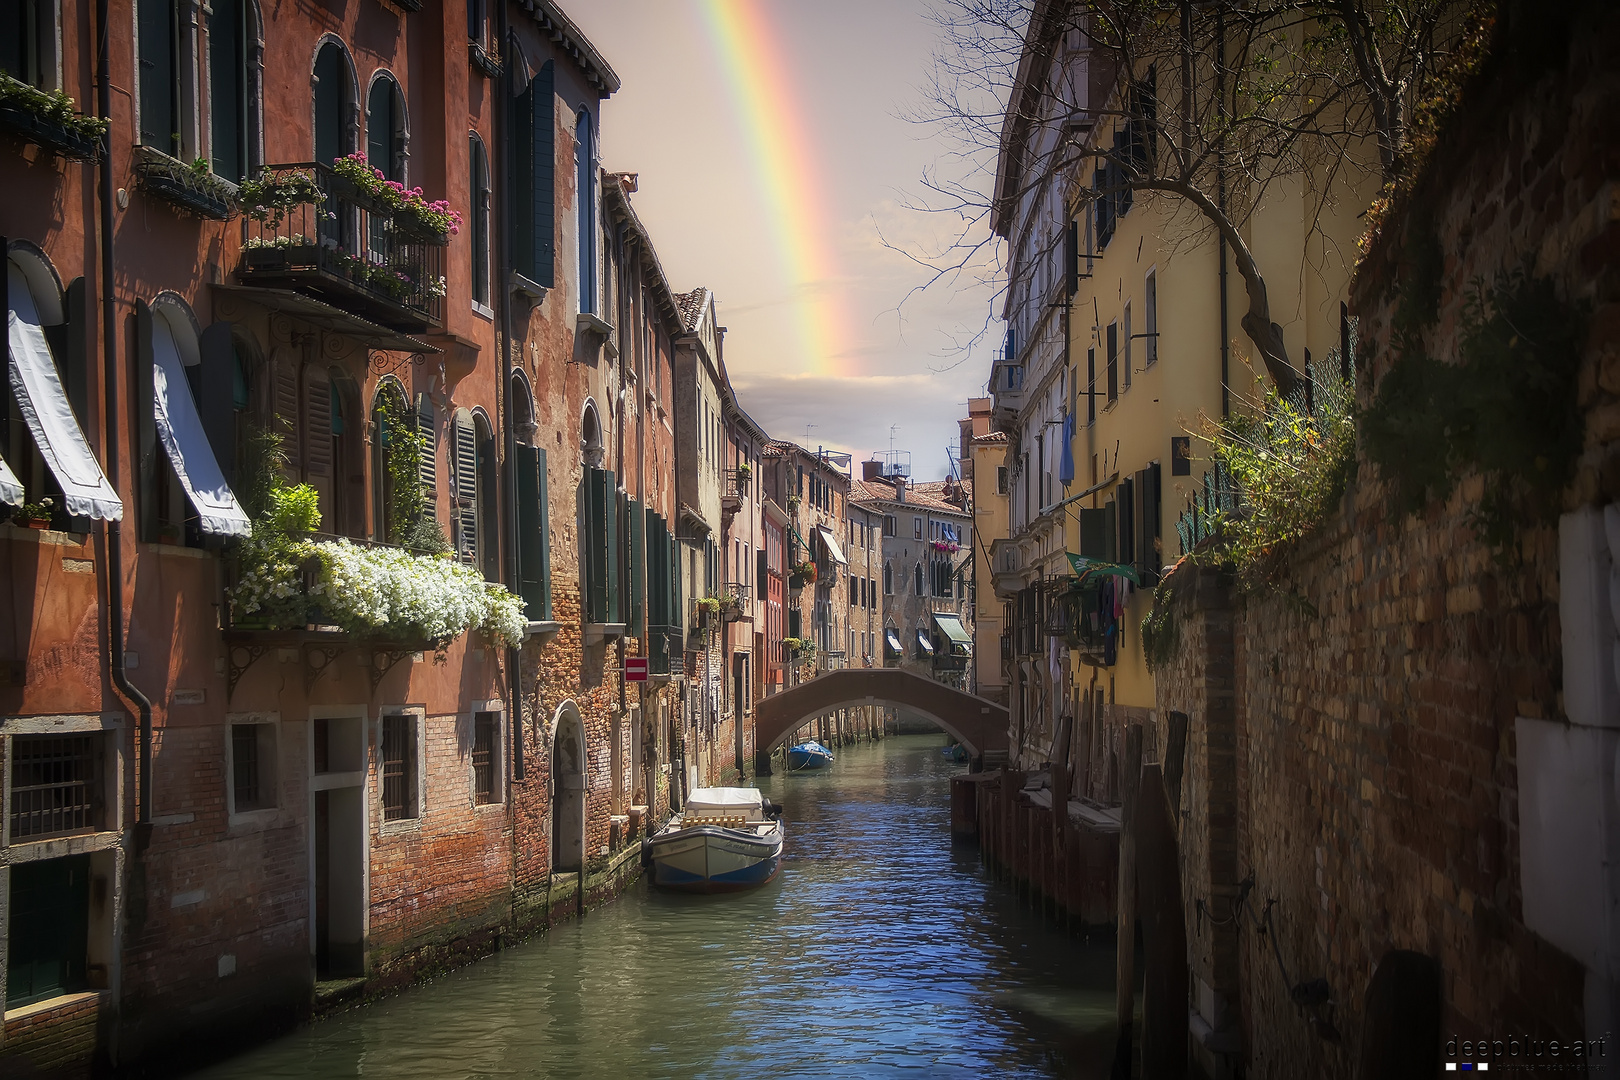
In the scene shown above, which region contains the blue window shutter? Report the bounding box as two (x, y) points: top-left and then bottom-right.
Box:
(532, 61), (556, 288)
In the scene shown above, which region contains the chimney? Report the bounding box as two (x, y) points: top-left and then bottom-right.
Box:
(893, 475), (906, 503)
(863, 460), (882, 482)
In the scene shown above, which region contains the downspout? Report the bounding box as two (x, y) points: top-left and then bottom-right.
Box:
(1216, 5), (1230, 420)
(612, 219), (627, 813)
(98, 0), (154, 842)
(497, 1), (522, 783)
(669, 340), (688, 811)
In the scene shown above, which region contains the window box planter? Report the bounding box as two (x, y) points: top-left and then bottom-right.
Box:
(390, 213), (451, 247)
(134, 149), (233, 220)
(20, 517), (50, 530)
(0, 102), (102, 161)
(788, 572), (808, 593)
(242, 242), (319, 271)
(468, 41), (502, 79)
(326, 173), (393, 217)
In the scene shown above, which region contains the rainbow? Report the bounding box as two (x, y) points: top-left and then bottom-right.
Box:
(698, 0), (849, 377)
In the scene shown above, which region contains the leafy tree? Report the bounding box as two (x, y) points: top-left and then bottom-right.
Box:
(905, 0), (1490, 392)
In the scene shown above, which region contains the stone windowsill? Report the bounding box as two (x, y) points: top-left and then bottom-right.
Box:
(4, 989), (105, 1025)
(583, 622), (626, 645)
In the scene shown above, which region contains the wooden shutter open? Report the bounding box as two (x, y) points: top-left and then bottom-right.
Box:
(508, 77), (534, 279)
(414, 393), (437, 522)
(304, 366), (332, 479)
(516, 444), (550, 620)
(606, 484), (621, 624)
(451, 409), (477, 560)
(272, 356), (301, 470)
(198, 322), (237, 481)
(584, 467), (610, 622)
(627, 496), (644, 635)
(532, 61), (556, 288)
(134, 302), (159, 542)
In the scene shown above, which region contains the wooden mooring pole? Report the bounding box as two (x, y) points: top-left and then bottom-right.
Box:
(1112, 723), (1143, 1079)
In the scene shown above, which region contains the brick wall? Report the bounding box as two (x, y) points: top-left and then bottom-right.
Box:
(1153, 4), (1619, 1074)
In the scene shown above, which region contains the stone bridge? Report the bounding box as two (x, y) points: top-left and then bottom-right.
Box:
(755, 667), (1009, 764)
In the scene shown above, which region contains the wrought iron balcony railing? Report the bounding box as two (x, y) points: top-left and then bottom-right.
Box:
(235, 162), (445, 331)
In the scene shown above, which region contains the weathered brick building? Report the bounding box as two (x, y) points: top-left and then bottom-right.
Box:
(0, 0), (767, 1071)
(1147, 3), (1620, 1075)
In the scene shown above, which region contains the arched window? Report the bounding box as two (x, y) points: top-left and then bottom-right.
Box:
(883, 561), (892, 595)
(576, 109), (596, 315)
(366, 73), (405, 181)
(369, 378), (410, 544)
(510, 371), (534, 442)
(581, 400), (603, 467)
(913, 562), (924, 597)
(313, 41), (354, 165)
(470, 134), (491, 308)
(207, 0), (253, 180)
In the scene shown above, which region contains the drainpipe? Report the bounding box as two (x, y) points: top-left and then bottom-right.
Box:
(1216, 6), (1230, 420)
(98, 0), (153, 844)
(495, 0), (524, 785)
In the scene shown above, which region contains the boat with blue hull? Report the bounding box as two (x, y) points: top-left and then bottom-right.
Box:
(648, 788), (784, 893)
(786, 741), (834, 771)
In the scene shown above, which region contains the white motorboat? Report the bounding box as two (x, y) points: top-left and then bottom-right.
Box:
(647, 787), (784, 893)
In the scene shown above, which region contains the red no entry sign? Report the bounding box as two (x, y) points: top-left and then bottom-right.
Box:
(625, 657), (649, 682)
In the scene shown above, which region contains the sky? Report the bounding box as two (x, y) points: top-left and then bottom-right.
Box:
(569, 0), (1004, 481)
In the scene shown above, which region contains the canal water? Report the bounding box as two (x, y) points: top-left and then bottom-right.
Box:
(190, 734), (1119, 1079)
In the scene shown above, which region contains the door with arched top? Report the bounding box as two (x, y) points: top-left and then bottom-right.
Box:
(551, 707), (586, 872)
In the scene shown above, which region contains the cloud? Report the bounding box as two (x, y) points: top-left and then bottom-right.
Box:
(728, 371), (981, 480)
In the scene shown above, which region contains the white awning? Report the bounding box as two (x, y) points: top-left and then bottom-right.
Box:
(0, 452), (21, 506)
(916, 628), (935, 656)
(7, 264), (122, 521)
(816, 525), (847, 566)
(150, 315), (251, 537)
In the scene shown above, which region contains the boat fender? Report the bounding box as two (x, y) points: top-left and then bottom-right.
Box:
(763, 801), (784, 820)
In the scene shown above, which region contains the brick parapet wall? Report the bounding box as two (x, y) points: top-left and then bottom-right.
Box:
(1155, 4), (1619, 1074)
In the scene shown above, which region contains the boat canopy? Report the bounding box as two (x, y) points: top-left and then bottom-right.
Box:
(686, 787), (764, 816)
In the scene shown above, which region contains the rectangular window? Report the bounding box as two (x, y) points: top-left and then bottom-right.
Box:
(7, 854), (90, 1008)
(1123, 303), (1133, 391)
(883, 515), (895, 537)
(1145, 271), (1158, 366)
(913, 517), (922, 539)
(230, 722), (276, 814)
(1087, 347), (1097, 425)
(472, 712), (497, 805)
(10, 735), (102, 840)
(381, 714), (418, 821)
(137, 0), (180, 155)
(1107, 322), (1119, 402)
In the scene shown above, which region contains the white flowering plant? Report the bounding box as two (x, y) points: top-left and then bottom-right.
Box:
(229, 481), (525, 649)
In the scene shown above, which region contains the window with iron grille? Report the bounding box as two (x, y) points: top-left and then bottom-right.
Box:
(229, 722), (277, 814)
(472, 712), (497, 805)
(10, 735), (103, 840)
(381, 715), (418, 821)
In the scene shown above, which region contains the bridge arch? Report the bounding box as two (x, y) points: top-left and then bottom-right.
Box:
(755, 668), (1008, 761)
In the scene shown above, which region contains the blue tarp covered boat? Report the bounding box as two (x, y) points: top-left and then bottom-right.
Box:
(786, 741), (834, 771)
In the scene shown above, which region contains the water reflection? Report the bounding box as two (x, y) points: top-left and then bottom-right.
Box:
(189, 734), (1116, 1079)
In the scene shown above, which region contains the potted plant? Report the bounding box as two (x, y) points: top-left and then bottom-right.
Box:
(0, 73), (107, 160)
(14, 498), (54, 529)
(331, 153), (462, 242)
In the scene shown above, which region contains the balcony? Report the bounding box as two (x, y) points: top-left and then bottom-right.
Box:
(235, 162), (445, 332)
(722, 467), (751, 514)
(989, 538), (1024, 599)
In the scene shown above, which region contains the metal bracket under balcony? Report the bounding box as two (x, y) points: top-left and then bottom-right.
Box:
(223, 629), (426, 700)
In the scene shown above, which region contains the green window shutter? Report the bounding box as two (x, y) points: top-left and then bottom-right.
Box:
(198, 322), (236, 481)
(414, 393), (437, 523)
(1117, 476), (1135, 568)
(788, 608), (801, 639)
(137, 0), (176, 153)
(508, 75), (534, 279)
(671, 536), (682, 635)
(532, 61), (556, 288)
(537, 446), (551, 618)
(627, 497), (644, 635)
(1079, 507), (1106, 561)
(584, 467), (607, 622)
(606, 484), (621, 624)
(452, 410), (478, 561)
(304, 366), (332, 479)
(134, 302), (158, 543)
(516, 444), (545, 620)
(1103, 500), (1118, 564)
